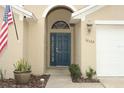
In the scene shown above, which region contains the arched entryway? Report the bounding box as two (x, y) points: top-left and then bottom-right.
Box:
(45, 5), (75, 69)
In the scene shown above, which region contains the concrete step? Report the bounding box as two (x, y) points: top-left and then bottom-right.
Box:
(45, 68), (70, 75)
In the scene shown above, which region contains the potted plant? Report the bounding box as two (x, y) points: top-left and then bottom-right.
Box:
(13, 59), (31, 84)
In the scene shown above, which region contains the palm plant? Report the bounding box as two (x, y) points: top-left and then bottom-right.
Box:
(14, 59), (31, 72)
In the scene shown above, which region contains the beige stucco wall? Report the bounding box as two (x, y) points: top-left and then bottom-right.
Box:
(24, 5), (83, 75)
(1, 5), (124, 78)
(79, 21), (96, 75)
(0, 5), (88, 78)
(23, 5), (47, 75)
(27, 19), (46, 75)
(24, 5), (47, 19)
(86, 6), (124, 20)
(16, 5), (124, 76)
(0, 6), (24, 78)
(23, 19), (28, 59)
(74, 22), (81, 66)
(79, 5), (124, 75)
(23, 5), (124, 77)
(0, 6), (3, 22)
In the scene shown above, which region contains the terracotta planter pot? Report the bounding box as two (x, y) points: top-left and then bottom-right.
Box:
(14, 71), (31, 84)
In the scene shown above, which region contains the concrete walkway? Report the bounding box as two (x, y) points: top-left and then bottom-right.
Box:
(46, 75), (104, 88)
(46, 68), (124, 88)
(100, 77), (124, 88)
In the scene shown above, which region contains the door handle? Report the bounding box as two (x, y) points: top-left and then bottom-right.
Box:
(56, 48), (61, 53)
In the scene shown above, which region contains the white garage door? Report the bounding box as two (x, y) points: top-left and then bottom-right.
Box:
(96, 25), (124, 76)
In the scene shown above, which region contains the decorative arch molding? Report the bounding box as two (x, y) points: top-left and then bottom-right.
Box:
(42, 5), (77, 18)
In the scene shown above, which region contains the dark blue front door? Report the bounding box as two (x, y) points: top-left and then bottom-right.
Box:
(50, 33), (71, 66)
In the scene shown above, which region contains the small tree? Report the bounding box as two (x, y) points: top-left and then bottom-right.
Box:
(69, 64), (82, 80)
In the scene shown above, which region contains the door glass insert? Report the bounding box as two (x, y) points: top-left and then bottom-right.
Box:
(51, 21), (70, 29)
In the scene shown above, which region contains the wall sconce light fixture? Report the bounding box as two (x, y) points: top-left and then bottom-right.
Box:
(87, 23), (93, 33)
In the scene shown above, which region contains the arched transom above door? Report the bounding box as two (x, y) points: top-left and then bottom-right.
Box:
(51, 21), (70, 29)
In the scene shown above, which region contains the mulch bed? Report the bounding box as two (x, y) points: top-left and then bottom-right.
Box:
(72, 77), (100, 83)
(0, 74), (50, 88)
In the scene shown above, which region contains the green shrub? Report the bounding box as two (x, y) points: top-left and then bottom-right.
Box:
(14, 59), (31, 72)
(0, 69), (3, 80)
(86, 67), (96, 79)
(69, 64), (82, 79)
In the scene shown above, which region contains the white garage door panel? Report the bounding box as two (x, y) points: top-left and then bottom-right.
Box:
(97, 26), (124, 76)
